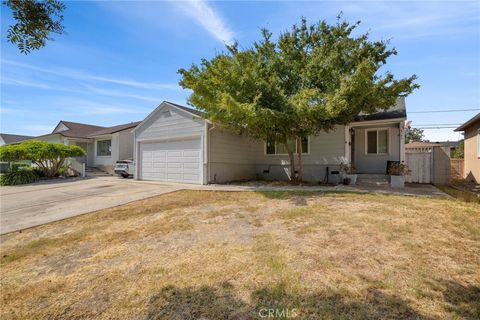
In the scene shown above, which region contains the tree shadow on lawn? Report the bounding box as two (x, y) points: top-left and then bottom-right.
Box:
(433, 279), (480, 319)
(144, 281), (432, 320)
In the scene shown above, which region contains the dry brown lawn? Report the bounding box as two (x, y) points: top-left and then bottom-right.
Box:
(1, 190), (479, 320)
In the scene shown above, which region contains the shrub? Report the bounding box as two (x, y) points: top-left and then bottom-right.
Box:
(0, 168), (39, 186)
(340, 163), (356, 174)
(388, 163), (411, 176)
(0, 141), (85, 177)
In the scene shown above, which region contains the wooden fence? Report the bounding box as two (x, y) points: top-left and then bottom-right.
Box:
(405, 151), (432, 183)
(450, 159), (464, 180)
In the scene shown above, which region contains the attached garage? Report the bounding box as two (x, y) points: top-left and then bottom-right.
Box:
(139, 138), (202, 183)
(133, 101), (207, 184)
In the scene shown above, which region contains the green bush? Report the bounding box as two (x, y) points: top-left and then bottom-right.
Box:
(0, 141), (85, 178)
(0, 168), (39, 186)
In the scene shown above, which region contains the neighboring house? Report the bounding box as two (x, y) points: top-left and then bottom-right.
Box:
(87, 121), (140, 174)
(0, 134), (34, 172)
(32, 120), (139, 174)
(455, 113), (480, 183)
(0, 133), (34, 146)
(132, 99), (407, 184)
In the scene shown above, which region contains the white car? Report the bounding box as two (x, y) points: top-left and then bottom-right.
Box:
(114, 159), (135, 178)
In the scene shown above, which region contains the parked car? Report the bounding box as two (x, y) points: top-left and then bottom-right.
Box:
(114, 159), (135, 178)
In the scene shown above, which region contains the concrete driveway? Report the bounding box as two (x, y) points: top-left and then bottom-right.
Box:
(0, 176), (181, 234)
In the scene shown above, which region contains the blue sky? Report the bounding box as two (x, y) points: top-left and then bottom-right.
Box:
(1, 1), (479, 141)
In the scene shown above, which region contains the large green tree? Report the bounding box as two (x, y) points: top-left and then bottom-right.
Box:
(179, 17), (419, 182)
(0, 141), (85, 177)
(3, 0), (66, 54)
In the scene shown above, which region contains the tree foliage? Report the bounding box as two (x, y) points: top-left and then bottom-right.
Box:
(0, 141), (85, 177)
(405, 127), (425, 143)
(179, 17), (419, 181)
(3, 0), (66, 54)
(451, 140), (464, 159)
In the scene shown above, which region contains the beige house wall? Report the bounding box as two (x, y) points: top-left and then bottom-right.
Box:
(463, 120), (480, 183)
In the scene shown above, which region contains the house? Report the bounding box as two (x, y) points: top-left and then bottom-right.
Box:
(132, 99), (407, 184)
(455, 113), (480, 183)
(0, 133), (34, 146)
(87, 121), (140, 174)
(32, 120), (140, 174)
(0, 134), (35, 172)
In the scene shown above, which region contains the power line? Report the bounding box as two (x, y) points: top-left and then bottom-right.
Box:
(409, 108), (480, 113)
(414, 124), (462, 126)
(415, 127), (459, 129)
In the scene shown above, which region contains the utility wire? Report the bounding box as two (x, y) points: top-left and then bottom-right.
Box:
(415, 127), (459, 129)
(409, 108), (480, 113)
(414, 123), (462, 126)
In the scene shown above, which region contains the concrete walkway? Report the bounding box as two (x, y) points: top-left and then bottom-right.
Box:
(133, 180), (449, 198)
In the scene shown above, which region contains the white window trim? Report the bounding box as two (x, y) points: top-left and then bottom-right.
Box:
(96, 139), (112, 157)
(264, 137), (310, 156)
(365, 128), (390, 156)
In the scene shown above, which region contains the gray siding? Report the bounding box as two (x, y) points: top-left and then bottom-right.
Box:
(208, 125), (346, 182)
(255, 125), (346, 181)
(136, 105), (205, 141)
(208, 128), (258, 182)
(353, 125), (400, 174)
(118, 129), (134, 160)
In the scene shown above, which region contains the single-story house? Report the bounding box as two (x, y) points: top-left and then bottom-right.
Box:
(32, 120), (140, 174)
(0, 133), (34, 146)
(455, 113), (480, 183)
(133, 99), (407, 184)
(0, 134), (35, 172)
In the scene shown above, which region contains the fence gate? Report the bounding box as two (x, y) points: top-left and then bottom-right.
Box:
(405, 151), (432, 183)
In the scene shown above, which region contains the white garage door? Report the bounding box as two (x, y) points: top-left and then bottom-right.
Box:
(140, 138), (202, 184)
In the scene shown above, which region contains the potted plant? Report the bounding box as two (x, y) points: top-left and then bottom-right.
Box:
(340, 163), (357, 185)
(388, 162), (410, 188)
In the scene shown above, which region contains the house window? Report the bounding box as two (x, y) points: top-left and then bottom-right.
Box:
(265, 138), (309, 155)
(97, 140), (111, 156)
(366, 129), (389, 154)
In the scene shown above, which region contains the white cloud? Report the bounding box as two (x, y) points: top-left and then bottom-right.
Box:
(175, 0), (234, 45)
(21, 124), (55, 134)
(1, 77), (52, 90)
(1, 59), (180, 91)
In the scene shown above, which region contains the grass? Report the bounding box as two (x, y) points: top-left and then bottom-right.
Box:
(437, 185), (480, 203)
(1, 190), (479, 319)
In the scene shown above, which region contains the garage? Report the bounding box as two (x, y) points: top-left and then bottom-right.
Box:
(139, 138), (202, 184)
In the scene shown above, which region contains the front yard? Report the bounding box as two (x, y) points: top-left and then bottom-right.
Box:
(1, 191), (479, 319)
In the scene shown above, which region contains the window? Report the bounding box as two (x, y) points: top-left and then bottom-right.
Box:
(265, 138), (309, 155)
(366, 129), (389, 154)
(97, 140), (111, 156)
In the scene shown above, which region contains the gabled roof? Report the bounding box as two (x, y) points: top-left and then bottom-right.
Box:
(89, 121), (141, 137)
(165, 101), (205, 117)
(133, 101), (206, 133)
(354, 97), (406, 122)
(54, 121), (106, 139)
(0, 133), (34, 145)
(454, 113), (480, 131)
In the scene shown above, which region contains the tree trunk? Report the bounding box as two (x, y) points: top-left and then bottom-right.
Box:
(284, 142), (296, 182)
(297, 138), (303, 183)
